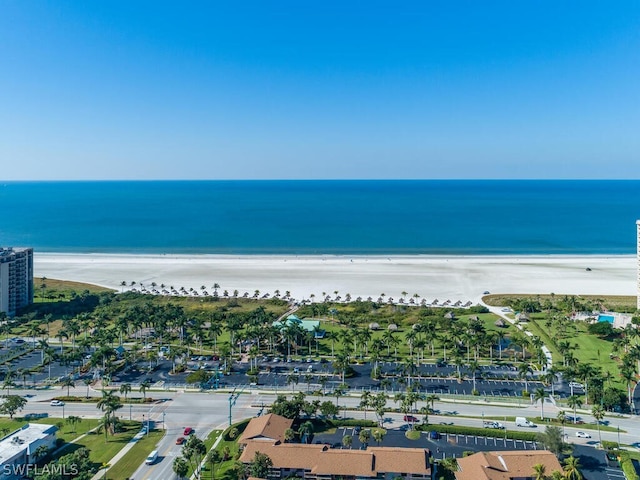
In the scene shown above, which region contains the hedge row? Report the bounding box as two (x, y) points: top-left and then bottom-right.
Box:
(618, 452), (639, 480)
(328, 419), (378, 428)
(416, 424), (538, 442)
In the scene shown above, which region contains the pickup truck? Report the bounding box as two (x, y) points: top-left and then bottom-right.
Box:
(483, 421), (505, 429)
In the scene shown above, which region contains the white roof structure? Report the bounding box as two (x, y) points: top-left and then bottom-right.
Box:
(0, 423), (57, 464)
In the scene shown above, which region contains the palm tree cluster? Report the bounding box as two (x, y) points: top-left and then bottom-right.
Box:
(96, 389), (123, 440)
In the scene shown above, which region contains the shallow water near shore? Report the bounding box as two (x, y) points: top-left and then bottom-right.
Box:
(2, 180), (639, 255)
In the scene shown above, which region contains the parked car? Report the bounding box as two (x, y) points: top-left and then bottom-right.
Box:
(576, 431), (591, 438)
(183, 427), (193, 436)
(429, 431), (441, 440)
(569, 382), (584, 389)
(50, 400), (65, 406)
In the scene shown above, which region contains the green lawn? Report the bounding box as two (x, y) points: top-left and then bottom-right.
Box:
(208, 421), (250, 480)
(73, 421), (141, 465)
(107, 429), (164, 480)
(0, 417), (98, 443)
(523, 314), (622, 387)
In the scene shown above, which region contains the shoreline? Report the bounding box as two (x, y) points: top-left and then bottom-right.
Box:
(34, 253), (637, 304)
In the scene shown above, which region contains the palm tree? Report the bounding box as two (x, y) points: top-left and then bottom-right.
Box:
(532, 463), (547, 480)
(468, 359), (480, 393)
(299, 420), (314, 444)
(97, 414), (112, 442)
(83, 378), (93, 398)
(557, 410), (567, 438)
(61, 377), (75, 397)
(425, 394), (439, 411)
(66, 415), (82, 433)
(518, 362), (532, 393)
(342, 434), (353, 449)
(284, 428), (295, 443)
(358, 428), (371, 448)
(97, 389), (122, 426)
(533, 387), (548, 420)
(592, 404), (605, 446)
(139, 380), (151, 401)
(567, 395), (583, 424)
(3, 370), (16, 396)
(120, 383), (132, 401)
(359, 391), (372, 420)
(542, 368), (560, 396)
(620, 365), (636, 410)
(372, 428), (385, 446)
(563, 455), (583, 480)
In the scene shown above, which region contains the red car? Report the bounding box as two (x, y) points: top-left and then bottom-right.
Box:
(183, 427), (193, 436)
(404, 415), (418, 423)
(176, 437), (186, 445)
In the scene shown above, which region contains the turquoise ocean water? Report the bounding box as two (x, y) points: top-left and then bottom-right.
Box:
(0, 180), (638, 255)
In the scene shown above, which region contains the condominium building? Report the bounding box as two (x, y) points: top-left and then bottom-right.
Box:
(637, 220), (640, 310)
(0, 247), (34, 317)
(238, 414), (432, 480)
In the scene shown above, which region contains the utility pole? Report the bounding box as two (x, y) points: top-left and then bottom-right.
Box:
(228, 389), (240, 426)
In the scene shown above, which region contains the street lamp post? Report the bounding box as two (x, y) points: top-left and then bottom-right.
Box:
(129, 404), (132, 421)
(162, 412), (166, 430)
(62, 404), (65, 420)
(229, 391), (240, 426)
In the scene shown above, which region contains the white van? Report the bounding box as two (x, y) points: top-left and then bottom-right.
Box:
(515, 417), (535, 427)
(145, 450), (158, 465)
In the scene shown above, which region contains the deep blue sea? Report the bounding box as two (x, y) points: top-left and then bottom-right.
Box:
(1, 180), (639, 255)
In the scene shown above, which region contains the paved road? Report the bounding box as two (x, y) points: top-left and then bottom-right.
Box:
(11, 386), (638, 480)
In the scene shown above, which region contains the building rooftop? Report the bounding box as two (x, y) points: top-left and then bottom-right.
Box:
(239, 414), (293, 445)
(239, 442), (431, 477)
(0, 423), (57, 463)
(455, 450), (563, 480)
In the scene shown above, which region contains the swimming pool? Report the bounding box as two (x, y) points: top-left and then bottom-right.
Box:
(598, 314), (615, 323)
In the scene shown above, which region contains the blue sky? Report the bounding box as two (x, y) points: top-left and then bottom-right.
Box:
(1, 1), (639, 180)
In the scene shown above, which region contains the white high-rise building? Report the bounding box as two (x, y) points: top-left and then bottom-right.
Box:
(637, 221), (640, 310)
(0, 247), (34, 317)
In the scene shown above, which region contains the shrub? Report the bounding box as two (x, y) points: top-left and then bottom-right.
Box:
(415, 424), (537, 442)
(328, 419), (377, 428)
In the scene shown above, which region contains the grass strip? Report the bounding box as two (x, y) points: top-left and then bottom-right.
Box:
(107, 429), (164, 480)
(73, 421), (141, 465)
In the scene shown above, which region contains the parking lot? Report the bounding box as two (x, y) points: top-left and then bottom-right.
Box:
(0, 340), (579, 400)
(314, 427), (541, 458)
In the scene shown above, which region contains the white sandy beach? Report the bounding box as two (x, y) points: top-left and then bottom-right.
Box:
(33, 253), (637, 304)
